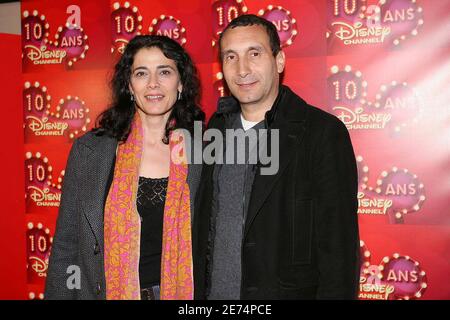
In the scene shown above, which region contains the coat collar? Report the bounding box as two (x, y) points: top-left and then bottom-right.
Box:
(77, 133), (117, 247)
(216, 85), (307, 128)
(239, 85), (309, 239)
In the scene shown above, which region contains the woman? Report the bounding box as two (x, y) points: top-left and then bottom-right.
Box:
(45, 35), (204, 300)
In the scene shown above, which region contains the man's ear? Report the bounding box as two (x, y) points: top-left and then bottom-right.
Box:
(276, 50), (286, 74)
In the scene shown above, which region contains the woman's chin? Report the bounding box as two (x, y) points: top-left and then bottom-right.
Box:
(137, 105), (173, 118)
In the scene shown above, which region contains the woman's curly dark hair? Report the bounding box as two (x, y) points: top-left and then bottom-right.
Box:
(94, 35), (205, 143)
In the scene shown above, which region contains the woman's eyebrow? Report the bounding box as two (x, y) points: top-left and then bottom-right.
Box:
(132, 66), (148, 72)
(156, 65), (176, 71)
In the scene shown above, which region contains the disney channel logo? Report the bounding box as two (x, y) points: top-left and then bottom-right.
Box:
(356, 156), (393, 215)
(23, 81), (91, 142)
(328, 0), (424, 47)
(212, 0), (249, 46)
(212, 1), (298, 48)
(356, 156), (426, 224)
(27, 222), (53, 282)
(327, 65), (423, 133)
(22, 7), (89, 67)
(25, 152), (64, 210)
(359, 242), (428, 300)
(111, 2), (187, 54)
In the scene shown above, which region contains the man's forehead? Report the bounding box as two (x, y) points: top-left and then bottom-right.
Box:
(221, 25), (271, 51)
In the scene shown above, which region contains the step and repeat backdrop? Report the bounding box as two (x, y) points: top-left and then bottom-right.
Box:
(19, 0), (449, 300)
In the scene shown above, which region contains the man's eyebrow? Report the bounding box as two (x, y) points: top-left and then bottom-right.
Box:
(221, 45), (264, 57)
(248, 45), (263, 52)
(221, 49), (237, 57)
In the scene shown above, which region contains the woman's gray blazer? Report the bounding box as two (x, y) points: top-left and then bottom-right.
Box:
(44, 131), (202, 299)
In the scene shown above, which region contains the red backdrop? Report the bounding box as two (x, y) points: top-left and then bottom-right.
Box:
(1, 0), (449, 300)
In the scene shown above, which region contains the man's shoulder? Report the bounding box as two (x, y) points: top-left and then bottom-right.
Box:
(307, 104), (343, 127)
(206, 111), (226, 129)
(285, 87), (346, 132)
(301, 105), (351, 147)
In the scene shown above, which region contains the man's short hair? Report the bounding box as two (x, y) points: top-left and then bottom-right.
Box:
(219, 14), (281, 57)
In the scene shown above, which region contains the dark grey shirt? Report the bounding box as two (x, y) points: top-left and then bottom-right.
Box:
(208, 114), (264, 300)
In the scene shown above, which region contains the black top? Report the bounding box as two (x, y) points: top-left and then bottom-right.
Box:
(136, 176), (168, 288)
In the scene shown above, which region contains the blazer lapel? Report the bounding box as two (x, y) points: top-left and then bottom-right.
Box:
(244, 119), (306, 239)
(79, 136), (117, 245)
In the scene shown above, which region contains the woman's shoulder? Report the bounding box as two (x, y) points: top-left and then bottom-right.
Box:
(74, 130), (118, 154)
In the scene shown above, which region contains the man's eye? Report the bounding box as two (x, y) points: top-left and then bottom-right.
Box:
(225, 55), (235, 61)
(250, 51), (260, 57)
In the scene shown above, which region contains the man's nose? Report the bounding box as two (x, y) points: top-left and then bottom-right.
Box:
(237, 57), (250, 78)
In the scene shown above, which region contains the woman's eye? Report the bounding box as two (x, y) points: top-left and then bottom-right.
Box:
(135, 71), (146, 77)
(160, 70), (171, 76)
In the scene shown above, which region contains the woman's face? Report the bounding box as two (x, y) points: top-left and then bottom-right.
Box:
(129, 47), (182, 117)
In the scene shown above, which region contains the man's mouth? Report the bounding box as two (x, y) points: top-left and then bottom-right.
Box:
(236, 81), (257, 89)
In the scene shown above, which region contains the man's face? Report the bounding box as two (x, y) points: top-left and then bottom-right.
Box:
(220, 24), (285, 110)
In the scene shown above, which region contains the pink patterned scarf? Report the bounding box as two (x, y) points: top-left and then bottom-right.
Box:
(104, 112), (194, 300)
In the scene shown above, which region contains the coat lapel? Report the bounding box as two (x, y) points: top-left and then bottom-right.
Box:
(79, 136), (117, 246)
(244, 120), (306, 238)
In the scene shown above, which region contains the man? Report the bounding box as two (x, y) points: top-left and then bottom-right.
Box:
(193, 14), (360, 300)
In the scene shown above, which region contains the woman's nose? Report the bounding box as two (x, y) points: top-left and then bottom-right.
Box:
(146, 75), (160, 88)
